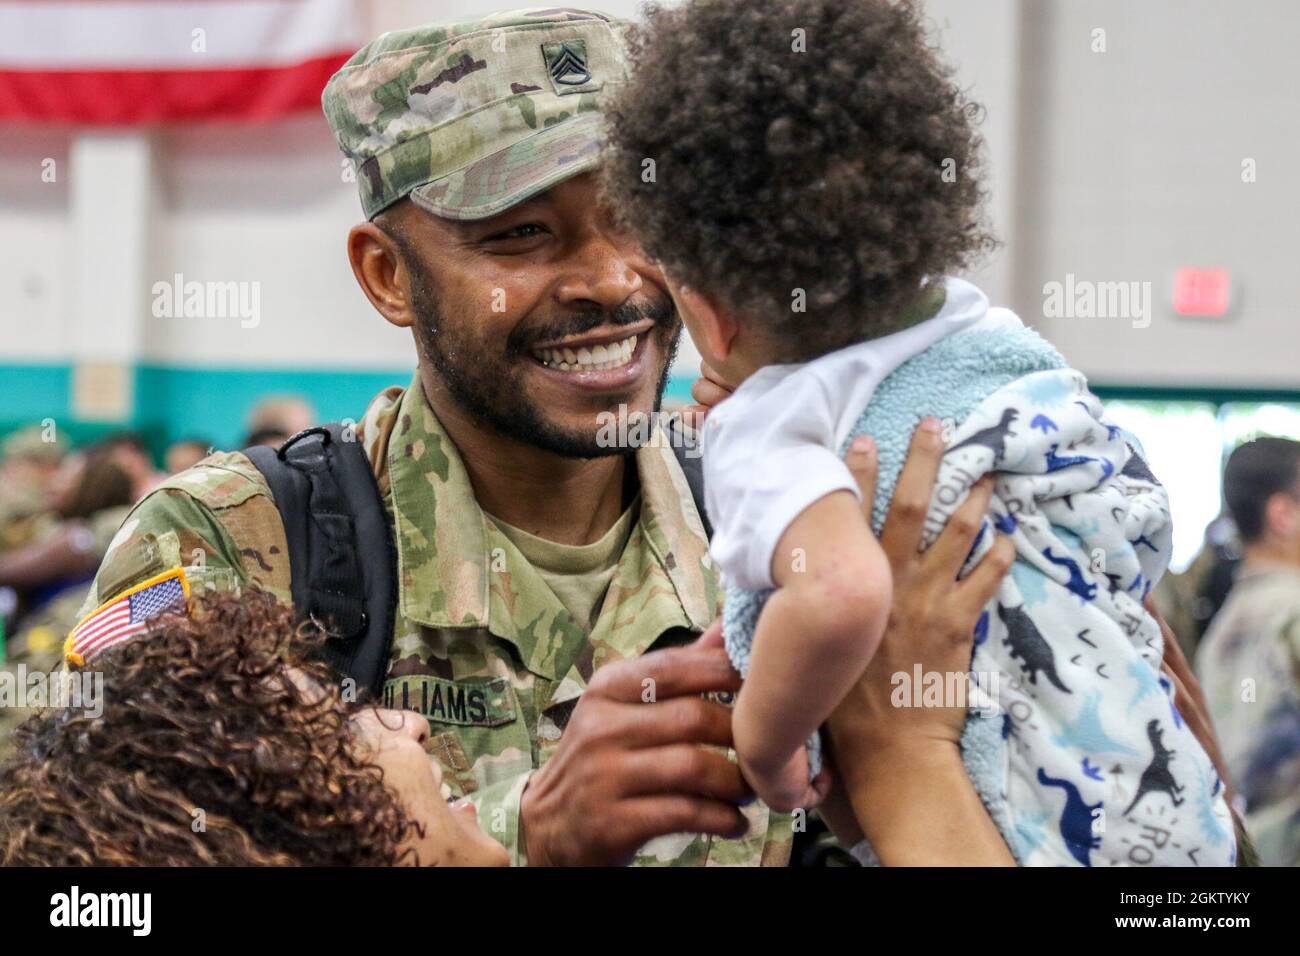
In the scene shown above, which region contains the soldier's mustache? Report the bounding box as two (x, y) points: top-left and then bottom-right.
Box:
(511, 299), (676, 354)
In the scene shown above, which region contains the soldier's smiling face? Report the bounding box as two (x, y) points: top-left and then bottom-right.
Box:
(374, 173), (680, 458)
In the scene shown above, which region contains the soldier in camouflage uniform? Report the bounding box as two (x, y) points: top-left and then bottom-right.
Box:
(0, 501), (131, 759)
(74, 8), (789, 866)
(0, 425), (66, 554)
(1196, 438), (1300, 866)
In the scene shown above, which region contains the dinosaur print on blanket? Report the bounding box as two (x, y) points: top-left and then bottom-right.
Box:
(938, 371), (1235, 864)
(1124, 719), (1185, 816)
(948, 408), (1018, 464)
(998, 602), (1071, 693)
(1044, 443), (1096, 473)
(1038, 768), (1102, 866)
(760, 354), (1239, 866)
(1120, 447), (1159, 484)
(1042, 547), (1099, 602)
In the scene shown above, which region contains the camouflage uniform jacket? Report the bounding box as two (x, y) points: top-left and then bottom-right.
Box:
(1196, 563), (1300, 867)
(77, 377), (792, 866)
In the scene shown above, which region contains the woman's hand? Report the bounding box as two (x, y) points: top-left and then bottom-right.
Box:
(830, 420), (1014, 754)
(823, 419), (1017, 865)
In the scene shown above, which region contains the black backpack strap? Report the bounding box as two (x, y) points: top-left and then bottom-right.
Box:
(667, 419), (712, 540)
(245, 424), (397, 699)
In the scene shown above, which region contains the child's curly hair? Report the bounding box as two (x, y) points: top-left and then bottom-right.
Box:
(603, 0), (997, 361)
(0, 589), (421, 865)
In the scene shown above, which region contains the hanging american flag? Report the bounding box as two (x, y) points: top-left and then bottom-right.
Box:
(64, 568), (190, 667)
(0, 0), (364, 125)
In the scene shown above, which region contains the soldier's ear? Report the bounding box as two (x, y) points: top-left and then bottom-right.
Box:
(348, 221), (415, 329)
(1264, 490), (1300, 540)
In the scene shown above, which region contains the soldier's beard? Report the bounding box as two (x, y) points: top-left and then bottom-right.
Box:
(403, 253), (680, 459)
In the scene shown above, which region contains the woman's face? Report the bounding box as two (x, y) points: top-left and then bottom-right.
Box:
(349, 708), (509, 867)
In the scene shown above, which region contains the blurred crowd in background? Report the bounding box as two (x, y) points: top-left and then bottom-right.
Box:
(0, 396), (314, 719)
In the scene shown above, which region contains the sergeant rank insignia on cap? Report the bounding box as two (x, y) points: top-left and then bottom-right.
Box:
(64, 568), (190, 668)
(542, 39), (595, 92)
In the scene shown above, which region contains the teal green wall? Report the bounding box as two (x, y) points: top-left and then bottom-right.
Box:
(6, 360), (1299, 462)
(0, 364), (73, 420)
(0, 362), (699, 460)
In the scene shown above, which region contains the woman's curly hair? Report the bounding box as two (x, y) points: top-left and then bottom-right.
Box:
(603, 0), (997, 360)
(0, 590), (421, 865)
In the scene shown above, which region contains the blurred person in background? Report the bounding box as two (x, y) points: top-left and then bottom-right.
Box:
(97, 431), (165, 500)
(1154, 512), (1242, 660)
(164, 437), (213, 475)
(0, 425), (67, 553)
(0, 446), (136, 601)
(0, 444), (138, 755)
(243, 427), (292, 448)
(1197, 437), (1300, 866)
(242, 396), (316, 449)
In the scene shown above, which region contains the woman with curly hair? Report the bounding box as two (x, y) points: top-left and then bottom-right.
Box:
(0, 590), (508, 866)
(602, 0), (1236, 865)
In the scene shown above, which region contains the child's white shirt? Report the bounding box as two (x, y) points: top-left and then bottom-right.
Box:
(702, 276), (1020, 591)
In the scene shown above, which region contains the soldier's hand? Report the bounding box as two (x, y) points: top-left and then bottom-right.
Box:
(519, 629), (751, 866)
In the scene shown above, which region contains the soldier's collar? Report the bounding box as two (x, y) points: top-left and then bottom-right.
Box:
(385, 379), (716, 639)
(631, 426), (717, 633)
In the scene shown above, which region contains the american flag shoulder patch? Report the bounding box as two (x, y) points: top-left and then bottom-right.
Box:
(64, 568), (191, 668)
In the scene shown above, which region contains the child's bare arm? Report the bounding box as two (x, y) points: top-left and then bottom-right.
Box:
(732, 489), (892, 811)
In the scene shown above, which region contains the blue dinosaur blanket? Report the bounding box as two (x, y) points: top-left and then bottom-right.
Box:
(723, 324), (1237, 866)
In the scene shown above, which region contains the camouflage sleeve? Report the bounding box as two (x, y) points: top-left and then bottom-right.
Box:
(76, 452), (292, 621)
(470, 771), (532, 866)
(468, 776), (792, 867)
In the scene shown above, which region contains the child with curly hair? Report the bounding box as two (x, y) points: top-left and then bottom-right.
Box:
(602, 0), (1235, 865)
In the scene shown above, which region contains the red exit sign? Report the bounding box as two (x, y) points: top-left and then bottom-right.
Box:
(1172, 267), (1232, 318)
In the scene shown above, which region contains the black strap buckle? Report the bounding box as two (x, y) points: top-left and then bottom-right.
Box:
(276, 426), (333, 461)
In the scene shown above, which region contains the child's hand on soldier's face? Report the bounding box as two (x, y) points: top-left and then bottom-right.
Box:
(680, 361), (735, 430)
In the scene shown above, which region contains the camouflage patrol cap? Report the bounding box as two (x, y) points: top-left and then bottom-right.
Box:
(0, 425), (65, 464)
(322, 7), (630, 221)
